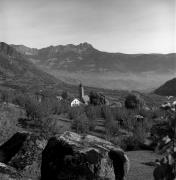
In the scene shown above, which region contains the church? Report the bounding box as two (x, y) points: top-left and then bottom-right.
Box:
(70, 83), (90, 107)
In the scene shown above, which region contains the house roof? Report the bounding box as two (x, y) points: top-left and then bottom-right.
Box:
(71, 98), (81, 102)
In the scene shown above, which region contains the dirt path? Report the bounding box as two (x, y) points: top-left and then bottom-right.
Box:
(126, 151), (162, 180)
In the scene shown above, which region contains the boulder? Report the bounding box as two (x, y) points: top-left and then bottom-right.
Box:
(0, 132), (28, 164)
(41, 131), (129, 180)
(0, 162), (21, 179)
(0, 132), (46, 171)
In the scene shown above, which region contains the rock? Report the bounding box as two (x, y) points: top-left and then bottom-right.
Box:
(0, 132), (28, 164)
(0, 131), (44, 171)
(8, 132), (44, 170)
(41, 131), (129, 180)
(0, 162), (21, 179)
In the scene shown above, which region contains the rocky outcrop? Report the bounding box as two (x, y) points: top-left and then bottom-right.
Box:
(41, 131), (130, 180)
(0, 132), (27, 164)
(0, 162), (21, 179)
(0, 132), (46, 171)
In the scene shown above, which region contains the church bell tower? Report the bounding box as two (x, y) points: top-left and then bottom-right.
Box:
(79, 83), (84, 100)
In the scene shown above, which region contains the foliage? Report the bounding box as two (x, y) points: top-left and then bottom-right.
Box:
(125, 94), (140, 109)
(40, 117), (61, 138)
(101, 105), (113, 120)
(0, 91), (10, 103)
(71, 113), (89, 134)
(105, 119), (119, 137)
(25, 99), (43, 122)
(89, 91), (106, 105)
(85, 105), (97, 120)
(118, 136), (140, 151)
(68, 106), (84, 119)
(12, 93), (28, 108)
(61, 91), (68, 100)
(0, 105), (20, 143)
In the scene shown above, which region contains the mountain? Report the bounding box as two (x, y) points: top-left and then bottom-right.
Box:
(11, 43), (176, 91)
(0, 42), (65, 92)
(11, 44), (38, 56)
(154, 78), (176, 96)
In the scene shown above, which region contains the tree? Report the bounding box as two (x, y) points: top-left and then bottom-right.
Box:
(125, 94), (139, 109)
(61, 91), (68, 100)
(71, 113), (89, 134)
(89, 91), (106, 105)
(1, 91), (9, 103)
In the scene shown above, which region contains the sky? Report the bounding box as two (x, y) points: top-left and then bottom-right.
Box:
(0, 0), (175, 53)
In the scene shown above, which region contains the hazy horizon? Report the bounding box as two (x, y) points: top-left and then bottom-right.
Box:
(0, 0), (175, 53)
(6, 41), (175, 55)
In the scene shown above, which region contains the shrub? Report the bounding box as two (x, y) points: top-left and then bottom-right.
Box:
(1, 91), (9, 103)
(85, 105), (97, 120)
(151, 108), (163, 119)
(71, 113), (89, 134)
(40, 117), (63, 138)
(12, 94), (44, 122)
(61, 91), (68, 100)
(119, 136), (140, 151)
(68, 106), (84, 120)
(101, 105), (113, 120)
(12, 93), (27, 108)
(25, 99), (43, 122)
(58, 100), (70, 114)
(113, 107), (129, 126)
(125, 94), (140, 109)
(105, 119), (119, 137)
(88, 118), (96, 131)
(39, 98), (59, 115)
(89, 91), (106, 105)
(0, 105), (20, 143)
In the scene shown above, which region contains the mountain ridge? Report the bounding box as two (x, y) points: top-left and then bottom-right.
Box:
(0, 42), (66, 92)
(11, 42), (175, 55)
(11, 42), (176, 91)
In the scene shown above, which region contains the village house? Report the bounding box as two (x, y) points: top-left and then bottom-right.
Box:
(56, 95), (63, 101)
(71, 98), (82, 107)
(70, 83), (90, 107)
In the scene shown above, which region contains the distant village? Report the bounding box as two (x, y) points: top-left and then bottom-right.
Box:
(35, 83), (123, 108)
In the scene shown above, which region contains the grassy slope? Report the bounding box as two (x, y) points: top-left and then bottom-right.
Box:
(127, 151), (161, 180)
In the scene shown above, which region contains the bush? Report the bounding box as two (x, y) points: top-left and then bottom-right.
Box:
(125, 94), (140, 109)
(151, 108), (163, 119)
(57, 100), (70, 114)
(113, 107), (129, 126)
(1, 91), (9, 103)
(101, 105), (113, 120)
(61, 91), (68, 100)
(105, 119), (119, 137)
(25, 99), (43, 122)
(71, 113), (89, 134)
(12, 94), (44, 122)
(0, 105), (20, 143)
(85, 105), (97, 120)
(89, 91), (106, 105)
(68, 106), (84, 120)
(40, 117), (64, 138)
(119, 136), (140, 151)
(12, 93), (28, 108)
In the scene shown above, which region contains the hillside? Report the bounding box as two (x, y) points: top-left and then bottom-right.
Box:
(0, 42), (166, 106)
(12, 43), (176, 91)
(0, 42), (65, 93)
(154, 78), (176, 96)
